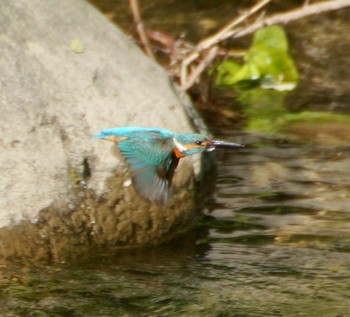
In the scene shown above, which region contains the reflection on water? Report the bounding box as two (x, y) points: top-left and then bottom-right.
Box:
(195, 132), (350, 316)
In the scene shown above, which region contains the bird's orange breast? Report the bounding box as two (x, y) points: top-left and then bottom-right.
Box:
(173, 147), (185, 158)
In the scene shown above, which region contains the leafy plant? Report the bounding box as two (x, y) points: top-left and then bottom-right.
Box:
(215, 25), (298, 91)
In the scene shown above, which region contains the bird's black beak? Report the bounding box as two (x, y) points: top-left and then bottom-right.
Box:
(205, 140), (244, 152)
(212, 140), (244, 148)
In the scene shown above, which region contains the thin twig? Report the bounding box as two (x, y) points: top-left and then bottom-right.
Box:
(180, 52), (199, 88)
(180, 0), (272, 90)
(197, 0), (272, 51)
(229, 0), (350, 39)
(182, 47), (219, 90)
(129, 0), (155, 60)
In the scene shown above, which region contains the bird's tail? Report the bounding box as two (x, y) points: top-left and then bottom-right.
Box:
(92, 130), (109, 139)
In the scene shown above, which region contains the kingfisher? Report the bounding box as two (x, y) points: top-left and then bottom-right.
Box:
(94, 126), (243, 205)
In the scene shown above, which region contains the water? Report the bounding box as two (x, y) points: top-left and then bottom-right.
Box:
(2, 1), (350, 316)
(2, 139), (350, 316)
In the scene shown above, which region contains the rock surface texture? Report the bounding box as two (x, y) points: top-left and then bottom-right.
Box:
(0, 0), (200, 262)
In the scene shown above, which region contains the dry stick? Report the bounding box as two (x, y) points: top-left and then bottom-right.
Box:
(180, 52), (199, 89)
(129, 0), (155, 60)
(197, 0), (272, 51)
(229, 0), (350, 39)
(182, 47), (219, 91)
(181, 0), (271, 89)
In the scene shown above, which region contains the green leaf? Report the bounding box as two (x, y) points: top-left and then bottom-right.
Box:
(214, 60), (242, 86)
(250, 23), (289, 52)
(214, 25), (298, 91)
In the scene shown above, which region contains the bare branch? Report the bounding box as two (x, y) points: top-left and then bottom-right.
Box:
(230, 0), (350, 39)
(181, 47), (218, 91)
(180, 52), (200, 88)
(129, 0), (155, 60)
(197, 0), (272, 51)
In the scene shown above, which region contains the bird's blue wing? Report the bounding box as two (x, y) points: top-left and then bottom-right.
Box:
(116, 131), (178, 204)
(123, 153), (178, 205)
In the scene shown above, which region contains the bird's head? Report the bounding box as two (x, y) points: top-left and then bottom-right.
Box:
(174, 133), (243, 158)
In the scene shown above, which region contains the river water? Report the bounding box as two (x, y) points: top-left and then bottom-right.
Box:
(2, 1), (350, 316)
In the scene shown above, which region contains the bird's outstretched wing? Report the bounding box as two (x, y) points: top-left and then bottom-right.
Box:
(116, 130), (178, 204)
(125, 154), (179, 205)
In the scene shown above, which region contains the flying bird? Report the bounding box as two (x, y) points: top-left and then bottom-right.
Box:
(94, 126), (243, 204)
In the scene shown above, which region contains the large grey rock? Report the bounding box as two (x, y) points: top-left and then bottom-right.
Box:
(0, 0), (200, 262)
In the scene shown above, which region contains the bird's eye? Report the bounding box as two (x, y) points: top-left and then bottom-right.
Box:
(195, 141), (203, 145)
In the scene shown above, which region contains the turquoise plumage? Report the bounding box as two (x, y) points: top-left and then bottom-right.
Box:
(94, 127), (242, 204)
